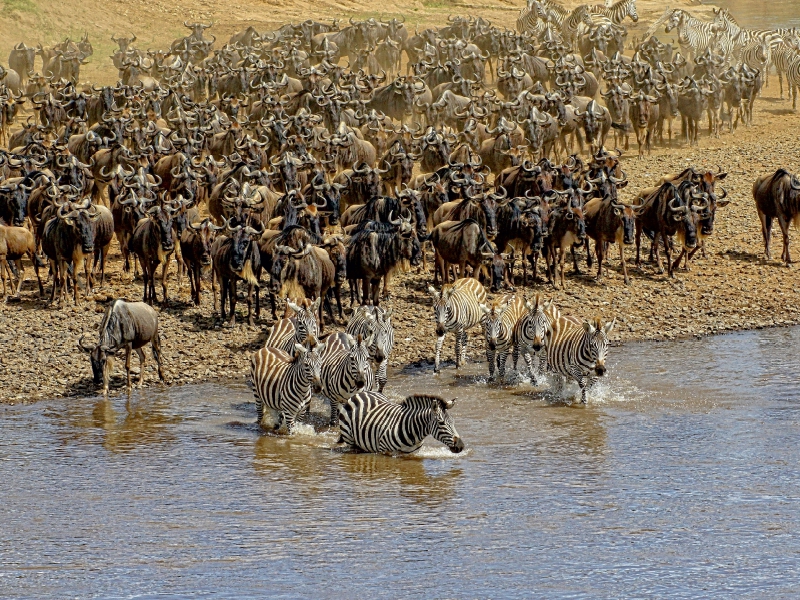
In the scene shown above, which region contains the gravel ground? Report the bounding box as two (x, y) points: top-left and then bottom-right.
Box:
(3, 77), (800, 403)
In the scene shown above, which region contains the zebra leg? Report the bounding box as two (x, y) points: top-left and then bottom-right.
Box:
(329, 398), (340, 427)
(524, 352), (536, 385)
(460, 329), (469, 367)
(454, 330), (463, 369)
(486, 347), (496, 381)
(376, 360), (388, 392)
(497, 349), (508, 380)
(434, 334), (445, 373)
(256, 398), (264, 426)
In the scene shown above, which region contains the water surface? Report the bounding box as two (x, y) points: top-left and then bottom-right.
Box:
(2, 326), (800, 597)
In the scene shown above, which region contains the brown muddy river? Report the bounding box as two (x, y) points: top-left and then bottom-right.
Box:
(2, 326), (800, 597)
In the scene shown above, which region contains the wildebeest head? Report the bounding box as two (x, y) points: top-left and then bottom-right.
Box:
(670, 182), (708, 249)
(226, 222), (261, 273)
(189, 218), (222, 265)
(612, 201), (636, 245)
(0, 183), (29, 226)
(59, 200), (101, 253)
(147, 205), (176, 253)
(78, 334), (114, 390)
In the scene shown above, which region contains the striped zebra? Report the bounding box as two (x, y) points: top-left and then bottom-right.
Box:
(588, 0), (638, 25)
(516, 0), (547, 35)
(712, 8), (786, 65)
(250, 343), (322, 433)
(346, 305), (395, 392)
(774, 42), (800, 100)
(338, 392), (464, 454)
(319, 332), (374, 426)
(664, 10), (717, 61)
(263, 298), (320, 352)
(480, 294), (525, 381)
(428, 277), (487, 373)
(511, 294), (557, 385)
(561, 5), (595, 51)
(546, 315), (615, 404)
(785, 52), (800, 110)
(739, 37), (773, 89)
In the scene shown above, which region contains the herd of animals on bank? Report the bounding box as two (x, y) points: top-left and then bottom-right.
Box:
(3, 2), (800, 453)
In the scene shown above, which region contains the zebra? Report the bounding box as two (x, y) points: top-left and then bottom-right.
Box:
(428, 277), (487, 373)
(561, 5), (595, 51)
(546, 315), (615, 404)
(664, 9), (717, 61)
(516, 0), (548, 35)
(263, 298), (320, 352)
(338, 392), (464, 454)
(346, 305), (395, 392)
(785, 53), (800, 110)
(250, 343), (322, 433)
(588, 0), (638, 25)
(774, 42), (800, 101)
(319, 332), (374, 426)
(480, 294), (525, 381)
(511, 294), (556, 385)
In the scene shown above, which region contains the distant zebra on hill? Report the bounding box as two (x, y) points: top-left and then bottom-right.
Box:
(338, 392), (464, 454)
(588, 0), (638, 25)
(546, 315), (615, 404)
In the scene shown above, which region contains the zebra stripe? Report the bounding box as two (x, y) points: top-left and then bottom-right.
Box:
(263, 299), (320, 352)
(480, 294), (525, 381)
(511, 294), (559, 385)
(546, 316), (615, 404)
(516, 0), (547, 34)
(786, 52), (800, 110)
(319, 332), (374, 426)
(250, 344), (321, 432)
(346, 305), (395, 392)
(338, 392), (464, 454)
(588, 0), (638, 25)
(561, 5), (594, 50)
(429, 277), (487, 373)
(665, 10), (717, 60)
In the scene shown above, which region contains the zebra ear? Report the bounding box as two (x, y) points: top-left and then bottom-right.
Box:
(383, 308), (393, 319)
(287, 299), (301, 313)
(293, 343), (308, 357)
(346, 333), (356, 346)
(427, 285), (439, 299)
(603, 318), (616, 335)
(312, 297), (322, 311)
(583, 321), (595, 333)
(480, 303), (490, 314)
(442, 397), (456, 410)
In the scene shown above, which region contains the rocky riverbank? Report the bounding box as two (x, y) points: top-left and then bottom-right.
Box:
(3, 73), (800, 403)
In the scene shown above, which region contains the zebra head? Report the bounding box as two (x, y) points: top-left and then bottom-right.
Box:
(625, 0), (639, 23)
(424, 395), (464, 453)
(293, 342), (322, 393)
(664, 9), (682, 34)
(524, 295), (554, 352)
(428, 285), (454, 337)
(480, 300), (510, 350)
(371, 307), (394, 364)
(346, 333), (375, 390)
(287, 298), (321, 347)
(582, 317), (616, 376)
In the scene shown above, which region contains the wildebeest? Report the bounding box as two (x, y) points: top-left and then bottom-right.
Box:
(0, 223), (43, 297)
(753, 168), (800, 264)
(430, 218), (506, 291)
(130, 204), (177, 304)
(212, 221), (263, 326)
(78, 299), (166, 395)
(180, 218), (223, 305)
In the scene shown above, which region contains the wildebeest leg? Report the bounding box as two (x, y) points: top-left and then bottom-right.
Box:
(381, 272), (392, 298)
(219, 277), (227, 322)
(125, 346), (132, 390)
(228, 279), (237, 326)
(160, 259), (170, 305)
(665, 235), (674, 278)
(595, 239), (604, 281)
(246, 283), (255, 327)
(570, 244), (581, 275)
(151, 333), (166, 382)
(618, 239), (629, 285)
(585, 239), (593, 268)
(671, 248), (687, 272)
(652, 232), (664, 274)
(255, 285), (261, 322)
(135, 347), (146, 388)
(777, 214), (792, 263)
(371, 278), (381, 307)
(48, 260), (58, 303)
(334, 284), (343, 321)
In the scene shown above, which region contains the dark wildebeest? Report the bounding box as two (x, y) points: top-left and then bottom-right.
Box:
(212, 222), (263, 327)
(346, 214), (422, 306)
(270, 242), (335, 331)
(584, 195), (637, 284)
(633, 181), (707, 277)
(41, 199), (101, 304)
(78, 299), (166, 395)
(431, 218), (508, 291)
(545, 201), (587, 289)
(0, 223), (43, 297)
(180, 217), (223, 305)
(130, 203), (177, 304)
(752, 168), (800, 264)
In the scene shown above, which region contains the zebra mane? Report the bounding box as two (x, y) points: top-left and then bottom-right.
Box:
(399, 394), (445, 410)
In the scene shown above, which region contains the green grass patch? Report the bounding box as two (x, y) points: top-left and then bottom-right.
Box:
(3, 0), (37, 14)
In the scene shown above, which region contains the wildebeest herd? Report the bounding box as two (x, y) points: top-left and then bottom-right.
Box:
(2, 2), (800, 452)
